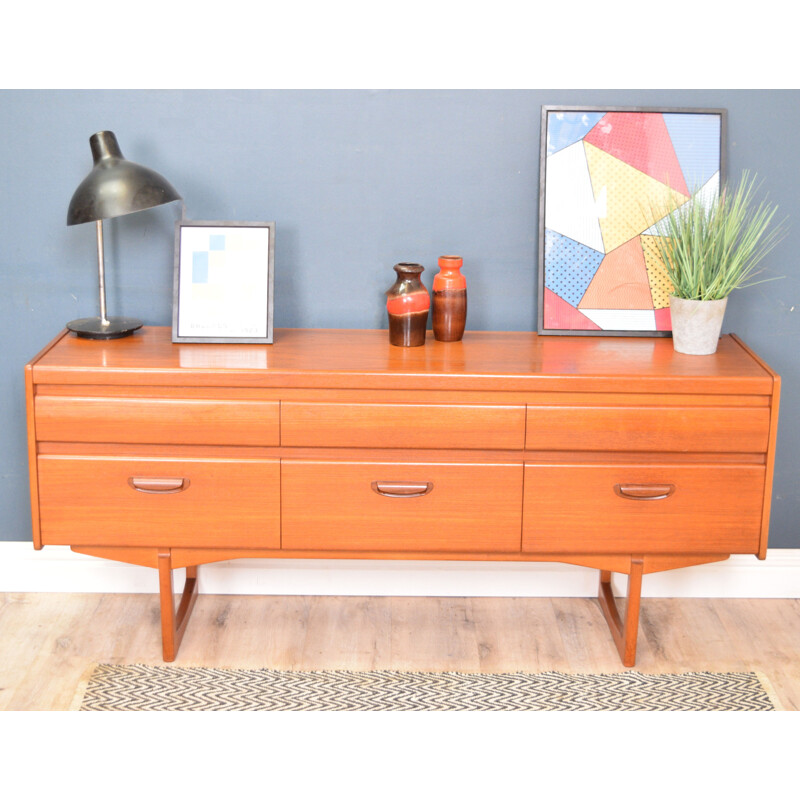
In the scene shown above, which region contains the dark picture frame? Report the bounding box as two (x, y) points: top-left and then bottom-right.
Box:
(537, 106), (726, 336)
(172, 220), (275, 343)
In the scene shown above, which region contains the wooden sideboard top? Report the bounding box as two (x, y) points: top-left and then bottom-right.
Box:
(28, 327), (776, 394)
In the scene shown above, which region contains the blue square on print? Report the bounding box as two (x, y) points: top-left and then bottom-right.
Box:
(209, 234), (226, 250)
(192, 251), (209, 283)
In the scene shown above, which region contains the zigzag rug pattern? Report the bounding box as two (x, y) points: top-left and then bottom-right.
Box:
(76, 665), (776, 711)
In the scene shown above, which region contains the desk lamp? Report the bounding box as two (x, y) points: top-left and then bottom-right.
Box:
(66, 130), (181, 338)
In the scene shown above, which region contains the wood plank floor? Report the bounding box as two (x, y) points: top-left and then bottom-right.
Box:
(1, 593), (799, 710)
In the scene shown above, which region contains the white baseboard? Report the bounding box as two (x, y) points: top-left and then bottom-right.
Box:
(1, 542), (798, 598)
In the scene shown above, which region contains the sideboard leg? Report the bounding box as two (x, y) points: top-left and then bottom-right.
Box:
(157, 550), (199, 662)
(597, 558), (644, 668)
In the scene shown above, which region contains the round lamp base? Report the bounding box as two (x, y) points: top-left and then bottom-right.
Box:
(67, 316), (143, 340)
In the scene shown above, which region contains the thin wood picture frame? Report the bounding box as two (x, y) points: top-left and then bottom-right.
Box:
(172, 220), (275, 343)
(537, 106), (726, 336)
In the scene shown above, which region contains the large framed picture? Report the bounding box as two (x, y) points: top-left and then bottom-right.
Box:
(537, 106), (726, 336)
(172, 220), (275, 343)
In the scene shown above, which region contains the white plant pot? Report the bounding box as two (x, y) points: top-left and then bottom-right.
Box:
(669, 295), (728, 355)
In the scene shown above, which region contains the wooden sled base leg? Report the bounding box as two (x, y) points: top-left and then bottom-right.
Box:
(157, 550), (199, 662)
(597, 558), (644, 668)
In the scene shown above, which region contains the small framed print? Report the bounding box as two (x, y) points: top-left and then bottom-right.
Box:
(538, 106), (726, 336)
(172, 220), (275, 343)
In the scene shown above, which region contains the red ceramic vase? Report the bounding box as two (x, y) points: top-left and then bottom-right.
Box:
(432, 255), (467, 342)
(386, 263), (430, 347)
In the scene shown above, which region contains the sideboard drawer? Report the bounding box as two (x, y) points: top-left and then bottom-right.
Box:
(525, 406), (770, 453)
(282, 460), (523, 552)
(281, 402), (525, 449)
(37, 455), (280, 548)
(35, 395), (280, 446)
(522, 463), (765, 554)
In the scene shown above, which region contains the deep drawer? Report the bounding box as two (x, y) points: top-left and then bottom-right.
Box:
(282, 460), (523, 552)
(34, 395), (280, 446)
(37, 455), (280, 548)
(522, 463), (765, 554)
(525, 406), (770, 452)
(281, 402), (525, 449)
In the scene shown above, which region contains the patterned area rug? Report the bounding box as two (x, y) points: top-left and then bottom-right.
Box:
(73, 665), (779, 710)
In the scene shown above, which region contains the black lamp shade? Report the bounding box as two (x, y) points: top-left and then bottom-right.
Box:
(67, 130), (181, 225)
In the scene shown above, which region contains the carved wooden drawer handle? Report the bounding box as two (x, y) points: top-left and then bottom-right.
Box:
(128, 477), (191, 494)
(371, 481), (433, 498)
(614, 483), (675, 501)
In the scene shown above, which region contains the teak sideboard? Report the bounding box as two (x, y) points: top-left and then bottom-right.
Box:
(25, 327), (781, 666)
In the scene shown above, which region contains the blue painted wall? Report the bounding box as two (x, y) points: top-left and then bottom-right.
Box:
(1, 90), (797, 545)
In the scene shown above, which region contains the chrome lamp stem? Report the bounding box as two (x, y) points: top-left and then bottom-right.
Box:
(96, 220), (110, 326)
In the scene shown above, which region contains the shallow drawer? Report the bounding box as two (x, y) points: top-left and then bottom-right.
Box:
(525, 406), (770, 452)
(37, 455), (280, 548)
(282, 460), (523, 553)
(281, 402), (525, 449)
(35, 395), (280, 446)
(522, 463), (765, 554)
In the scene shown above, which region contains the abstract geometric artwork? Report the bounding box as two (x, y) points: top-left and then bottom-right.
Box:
(537, 107), (725, 335)
(173, 221), (275, 343)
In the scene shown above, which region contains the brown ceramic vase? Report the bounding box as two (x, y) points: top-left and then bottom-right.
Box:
(432, 255), (467, 342)
(385, 263), (430, 347)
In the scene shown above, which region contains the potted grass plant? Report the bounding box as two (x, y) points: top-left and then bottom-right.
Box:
(652, 171), (786, 354)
